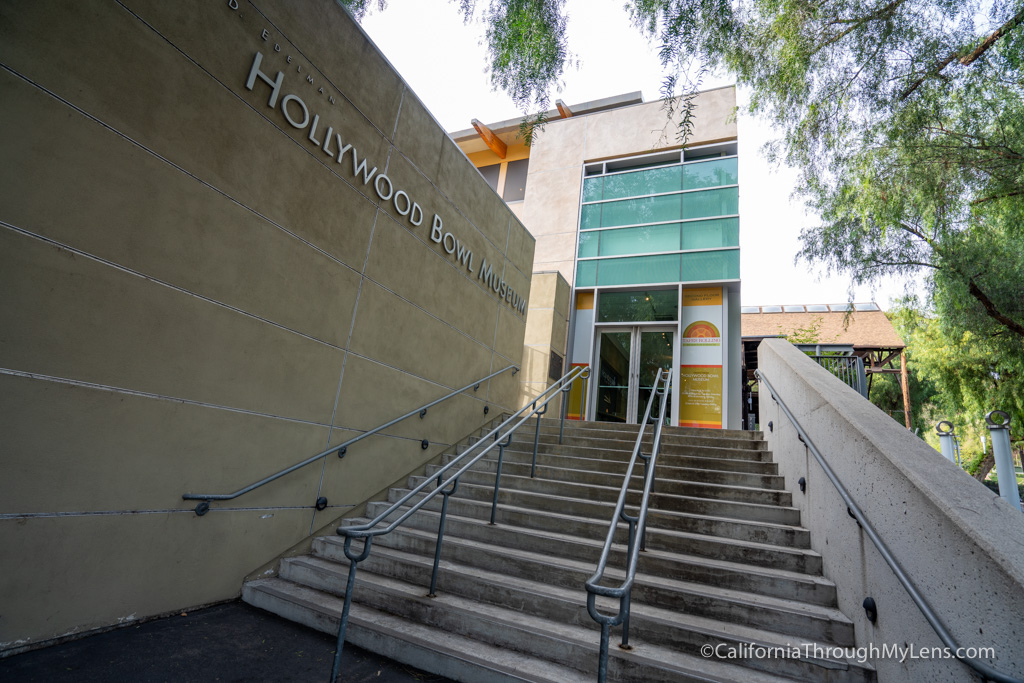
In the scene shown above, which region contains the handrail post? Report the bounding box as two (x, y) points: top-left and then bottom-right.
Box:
(637, 452), (651, 553)
(428, 477), (460, 597)
(935, 420), (957, 463)
(987, 410), (1021, 512)
(620, 593), (633, 650)
(597, 621), (611, 683)
(330, 535), (373, 682)
(559, 383), (570, 445)
(531, 402), (549, 478)
(490, 433), (514, 525)
(619, 513), (638, 650)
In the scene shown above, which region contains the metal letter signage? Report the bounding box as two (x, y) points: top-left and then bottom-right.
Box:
(240, 43), (525, 315)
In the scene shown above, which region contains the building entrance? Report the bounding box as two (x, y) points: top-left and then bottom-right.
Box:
(594, 327), (673, 424)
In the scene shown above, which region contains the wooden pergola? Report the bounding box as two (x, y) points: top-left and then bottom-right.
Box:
(742, 304), (912, 428)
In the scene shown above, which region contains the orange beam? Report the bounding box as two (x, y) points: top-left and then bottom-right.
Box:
(471, 118), (507, 159)
(556, 99), (573, 118)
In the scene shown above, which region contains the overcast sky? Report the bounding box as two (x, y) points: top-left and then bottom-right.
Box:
(359, 0), (920, 309)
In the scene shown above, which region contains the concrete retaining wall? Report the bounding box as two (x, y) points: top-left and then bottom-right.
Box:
(758, 339), (1024, 681)
(0, 0), (531, 652)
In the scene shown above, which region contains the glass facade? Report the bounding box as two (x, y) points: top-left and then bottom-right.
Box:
(576, 156), (739, 287)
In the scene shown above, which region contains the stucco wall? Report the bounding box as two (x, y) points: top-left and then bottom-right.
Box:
(522, 87), (738, 281)
(519, 271), (571, 405)
(0, 0), (531, 652)
(758, 339), (1024, 681)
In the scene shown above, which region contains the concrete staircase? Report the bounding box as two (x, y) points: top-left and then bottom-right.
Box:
(243, 419), (875, 682)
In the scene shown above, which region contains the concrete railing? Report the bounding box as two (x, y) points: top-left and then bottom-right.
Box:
(758, 339), (1024, 682)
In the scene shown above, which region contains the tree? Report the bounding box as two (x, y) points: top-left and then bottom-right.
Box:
(890, 299), (1023, 477)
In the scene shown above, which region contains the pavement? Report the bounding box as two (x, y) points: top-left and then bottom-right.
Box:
(0, 601), (454, 683)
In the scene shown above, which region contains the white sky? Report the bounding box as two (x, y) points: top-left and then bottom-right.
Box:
(359, 0), (920, 309)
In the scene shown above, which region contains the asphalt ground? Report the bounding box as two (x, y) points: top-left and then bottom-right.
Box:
(0, 601), (454, 683)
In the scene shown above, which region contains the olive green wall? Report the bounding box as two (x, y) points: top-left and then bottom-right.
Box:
(0, 0), (532, 652)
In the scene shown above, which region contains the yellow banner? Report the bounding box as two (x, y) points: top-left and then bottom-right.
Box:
(679, 365), (722, 429)
(566, 363), (589, 419)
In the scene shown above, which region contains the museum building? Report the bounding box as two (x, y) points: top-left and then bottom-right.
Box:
(452, 89), (744, 429)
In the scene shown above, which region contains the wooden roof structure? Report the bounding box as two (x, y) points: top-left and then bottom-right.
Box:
(741, 303), (912, 428)
(741, 306), (905, 350)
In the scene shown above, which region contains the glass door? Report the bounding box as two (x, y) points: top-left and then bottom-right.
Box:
(595, 328), (673, 424)
(595, 330), (631, 422)
(637, 330), (673, 424)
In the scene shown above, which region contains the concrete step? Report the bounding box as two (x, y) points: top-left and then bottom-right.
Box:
(243, 577), (591, 683)
(449, 447), (780, 476)
(533, 418), (764, 442)
(249, 570), (801, 683)
(324, 525), (851, 645)
(380, 488), (809, 548)
(362, 503), (830, 602)
(280, 552), (872, 683)
(466, 437), (774, 463)
(242, 416), (874, 682)
(512, 427), (769, 452)
(391, 479), (802, 526)
(411, 469), (793, 508)
(441, 454), (786, 491)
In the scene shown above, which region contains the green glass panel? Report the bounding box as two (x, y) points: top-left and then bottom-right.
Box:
(681, 217), (739, 250)
(578, 232), (599, 258)
(598, 194), (682, 228)
(681, 187), (739, 220)
(680, 249), (740, 281)
(580, 204), (603, 229)
(598, 224), (681, 257)
(596, 254), (680, 286)
(582, 177), (604, 202)
(597, 290), (678, 322)
(683, 158), (738, 190)
(576, 260), (597, 286)
(603, 166), (682, 200)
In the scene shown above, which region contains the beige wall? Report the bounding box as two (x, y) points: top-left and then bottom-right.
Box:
(519, 272), (571, 405)
(0, 0), (532, 652)
(523, 88), (738, 283)
(758, 340), (1024, 681)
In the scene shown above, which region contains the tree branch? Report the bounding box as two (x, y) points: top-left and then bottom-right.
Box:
(900, 7), (1024, 99)
(968, 278), (1024, 338)
(899, 52), (958, 100)
(960, 7), (1024, 65)
(971, 189), (1024, 205)
(864, 260), (937, 270)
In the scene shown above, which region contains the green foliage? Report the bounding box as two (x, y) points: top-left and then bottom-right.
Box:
(343, 0), (570, 113)
(962, 448), (988, 477)
(890, 298), (1023, 442)
(479, 0), (570, 111)
(775, 316), (838, 345)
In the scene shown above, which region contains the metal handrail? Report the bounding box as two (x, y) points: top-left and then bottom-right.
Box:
(756, 369), (1023, 683)
(182, 364), (519, 515)
(584, 368), (671, 683)
(329, 364), (591, 682)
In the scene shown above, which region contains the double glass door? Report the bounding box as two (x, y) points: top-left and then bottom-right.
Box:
(595, 327), (673, 424)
